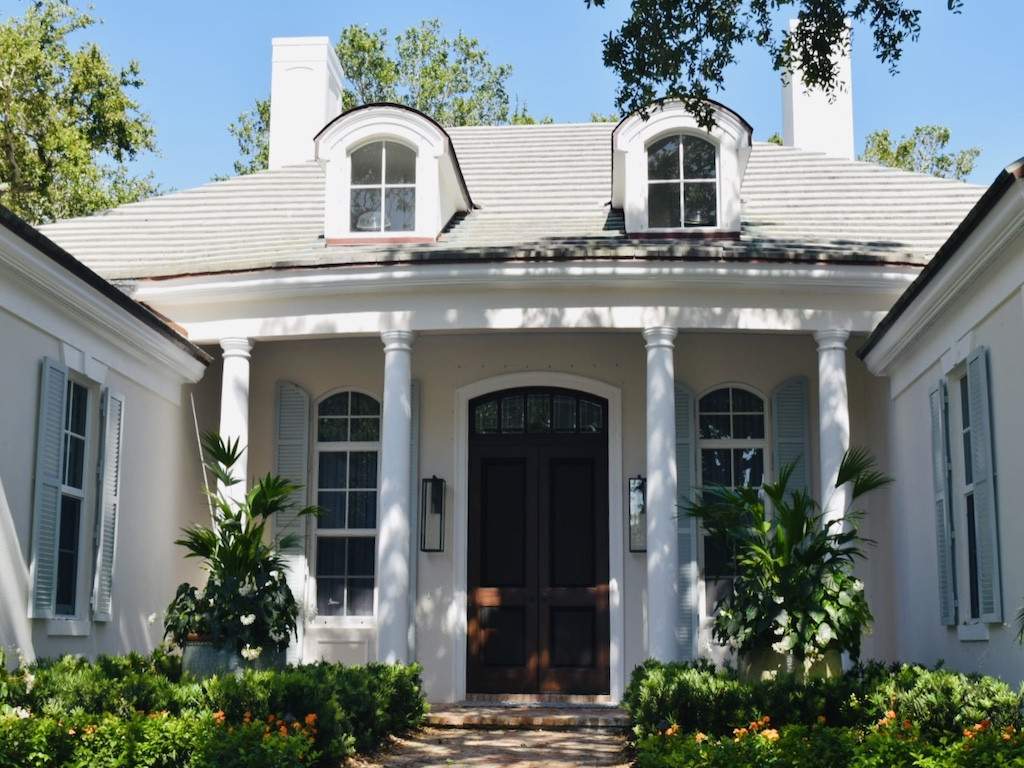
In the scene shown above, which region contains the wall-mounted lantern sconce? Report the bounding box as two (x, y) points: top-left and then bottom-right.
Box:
(628, 475), (646, 552)
(419, 476), (446, 552)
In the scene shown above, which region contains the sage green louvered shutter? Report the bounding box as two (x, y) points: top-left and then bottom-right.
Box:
(29, 358), (68, 619)
(674, 381), (698, 660)
(273, 381), (311, 663)
(407, 379), (421, 660)
(966, 348), (1002, 623)
(929, 382), (957, 626)
(92, 389), (125, 622)
(771, 376), (811, 496)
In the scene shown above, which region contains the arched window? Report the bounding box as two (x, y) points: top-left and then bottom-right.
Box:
(313, 391), (381, 618)
(349, 140), (416, 233)
(647, 134), (717, 228)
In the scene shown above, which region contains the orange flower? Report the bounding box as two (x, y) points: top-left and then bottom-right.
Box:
(694, 732), (708, 744)
(278, 725), (288, 737)
(733, 727), (749, 740)
(243, 710), (252, 723)
(304, 713), (318, 727)
(902, 720), (912, 731)
(885, 710), (897, 721)
(664, 724), (680, 737)
(212, 711), (226, 726)
(1003, 725), (1016, 742)
(817, 715), (827, 726)
(761, 728), (780, 743)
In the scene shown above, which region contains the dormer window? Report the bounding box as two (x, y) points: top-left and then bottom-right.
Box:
(350, 140), (417, 232)
(647, 135), (717, 228)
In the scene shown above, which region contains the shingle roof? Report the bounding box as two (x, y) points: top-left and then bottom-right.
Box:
(38, 122), (985, 280)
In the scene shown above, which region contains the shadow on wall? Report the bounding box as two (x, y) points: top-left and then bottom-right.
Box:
(0, 474), (34, 665)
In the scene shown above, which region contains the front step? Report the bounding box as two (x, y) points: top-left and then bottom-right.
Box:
(425, 704), (629, 731)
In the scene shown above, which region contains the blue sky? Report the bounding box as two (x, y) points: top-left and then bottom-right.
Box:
(5, 1), (1021, 189)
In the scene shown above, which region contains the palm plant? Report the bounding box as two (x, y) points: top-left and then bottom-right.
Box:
(688, 447), (891, 667)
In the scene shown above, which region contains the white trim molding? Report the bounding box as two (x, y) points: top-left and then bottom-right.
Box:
(451, 371), (626, 703)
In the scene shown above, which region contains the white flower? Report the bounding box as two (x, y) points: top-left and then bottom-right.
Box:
(240, 644), (262, 661)
(11, 706), (30, 720)
(240, 614), (256, 626)
(147, 612), (158, 625)
(269, 570), (279, 579)
(238, 583), (253, 597)
(22, 671), (34, 693)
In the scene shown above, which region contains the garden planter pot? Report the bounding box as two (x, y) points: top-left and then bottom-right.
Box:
(739, 648), (842, 683)
(182, 637), (286, 678)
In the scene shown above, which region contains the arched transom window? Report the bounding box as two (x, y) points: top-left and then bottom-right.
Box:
(313, 391), (381, 618)
(647, 134), (717, 228)
(349, 140), (416, 233)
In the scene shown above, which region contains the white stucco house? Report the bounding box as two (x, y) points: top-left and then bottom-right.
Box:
(3, 33), (1022, 703)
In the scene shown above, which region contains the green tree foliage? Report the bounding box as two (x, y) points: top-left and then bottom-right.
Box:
(230, 19), (535, 175)
(586, 0), (966, 129)
(767, 132), (784, 146)
(861, 125), (980, 181)
(590, 112), (621, 122)
(0, 0), (158, 223)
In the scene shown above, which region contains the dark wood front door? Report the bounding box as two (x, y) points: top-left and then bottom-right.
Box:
(467, 388), (610, 695)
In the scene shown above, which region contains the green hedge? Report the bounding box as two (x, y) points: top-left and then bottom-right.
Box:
(0, 650), (426, 767)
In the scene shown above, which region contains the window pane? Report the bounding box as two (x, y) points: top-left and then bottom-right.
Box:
(347, 537), (376, 576)
(317, 491), (346, 528)
(64, 435), (85, 489)
(350, 393), (380, 416)
(348, 492), (377, 528)
(385, 142), (416, 184)
(318, 452), (347, 489)
(701, 449), (732, 487)
(347, 578), (375, 616)
(349, 418), (380, 442)
(320, 393), (349, 417)
(351, 142), (382, 185)
(526, 394), (551, 433)
(733, 448), (764, 487)
(732, 414), (765, 440)
(317, 578), (345, 616)
(683, 136), (716, 179)
(348, 452), (377, 489)
(962, 431), (973, 485)
(966, 493), (980, 619)
(648, 182), (681, 228)
(579, 399), (604, 433)
(699, 415), (731, 440)
(474, 400), (498, 434)
(959, 376), (970, 428)
(731, 388), (764, 413)
(384, 188), (415, 232)
(704, 533), (736, 578)
(68, 383), (88, 435)
(684, 182), (717, 227)
(501, 395), (524, 433)
(317, 538), (347, 576)
(55, 496), (81, 616)
(647, 136), (680, 180)
(318, 417), (348, 442)
(699, 388), (731, 413)
(350, 188), (382, 232)
(553, 395), (577, 432)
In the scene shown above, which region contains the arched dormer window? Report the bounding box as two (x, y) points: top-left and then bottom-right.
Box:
(647, 134), (718, 229)
(350, 140), (416, 233)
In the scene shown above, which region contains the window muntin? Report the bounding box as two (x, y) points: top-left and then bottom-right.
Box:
(314, 391), (380, 618)
(956, 374), (981, 620)
(647, 134), (717, 228)
(349, 141), (416, 233)
(56, 381), (89, 616)
(472, 390), (606, 436)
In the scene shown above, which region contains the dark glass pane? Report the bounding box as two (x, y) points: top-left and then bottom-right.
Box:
(480, 606), (526, 667)
(55, 496), (80, 615)
(351, 142), (382, 185)
(347, 578), (375, 616)
(501, 395), (524, 433)
(65, 435), (85, 489)
(731, 388), (764, 413)
(704, 532), (736, 578)
(316, 577), (345, 616)
(68, 383), (88, 435)
(699, 388), (730, 413)
(683, 136), (716, 179)
(350, 188), (382, 232)
(579, 399), (604, 433)
(350, 392), (380, 415)
(963, 432), (973, 485)
(684, 182), (717, 227)
(732, 414), (766, 440)
(318, 452), (347, 489)
(526, 393), (551, 433)
(319, 392), (349, 416)
(385, 142), (416, 184)
(349, 417), (380, 442)
(648, 183), (681, 228)
(733, 447), (764, 487)
(347, 537), (375, 576)
(551, 608), (596, 667)
(348, 451), (377, 488)
(348, 492), (377, 528)
(699, 415), (731, 440)
(960, 376), (970, 428)
(474, 400), (498, 434)
(647, 136), (680, 180)
(317, 491), (346, 528)
(966, 493), (980, 619)
(384, 188), (415, 232)
(318, 417), (348, 442)
(553, 395), (577, 432)
(701, 449), (732, 487)
(317, 538), (347, 576)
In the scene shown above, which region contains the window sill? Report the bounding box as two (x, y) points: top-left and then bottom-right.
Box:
(46, 618), (91, 637)
(957, 622), (990, 643)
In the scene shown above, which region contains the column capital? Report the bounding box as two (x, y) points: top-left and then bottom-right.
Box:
(219, 337), (252, 359)
(381, 329), (415, 352)
(814, 329), (850, 352)
(642, 326), (678, 349)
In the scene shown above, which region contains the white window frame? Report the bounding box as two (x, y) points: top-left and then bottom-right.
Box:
(949, 369), (983, 626)
(310, 389), (381, 628)
(645, 132), (720, 232)
(348, 140), (417, 234)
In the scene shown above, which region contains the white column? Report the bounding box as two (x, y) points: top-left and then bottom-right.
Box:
(643, 326), (678, 662)
(815, 330), (851, 529)
(219, 337), (252, 494)
(376, 330), (414, 663)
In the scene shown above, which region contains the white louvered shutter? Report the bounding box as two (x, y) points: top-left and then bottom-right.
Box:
(273, 381), (311, 663)
(91, 389), (125, 622)
(407, 379), (421, 660)
(966, 348), (1002, 623)
(929, 382), (957, 626)
(29, 358), (68, 619)
(674, 381), (698, 660)
(771, 376), (811, 497)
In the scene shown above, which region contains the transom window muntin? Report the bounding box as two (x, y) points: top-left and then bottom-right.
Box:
(56, 380), (89, 617)
(314, 390), (381, 618)
(472, 388), (606, 436)
(647, 134), (718, 229)
(349, 140), (416, 233)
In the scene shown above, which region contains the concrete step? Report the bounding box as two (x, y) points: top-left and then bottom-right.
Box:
(425, 704), (629, 731)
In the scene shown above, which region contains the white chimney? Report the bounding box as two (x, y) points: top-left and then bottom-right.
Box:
(268, 37), (344, 170)
(782, 19), (854, 160)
